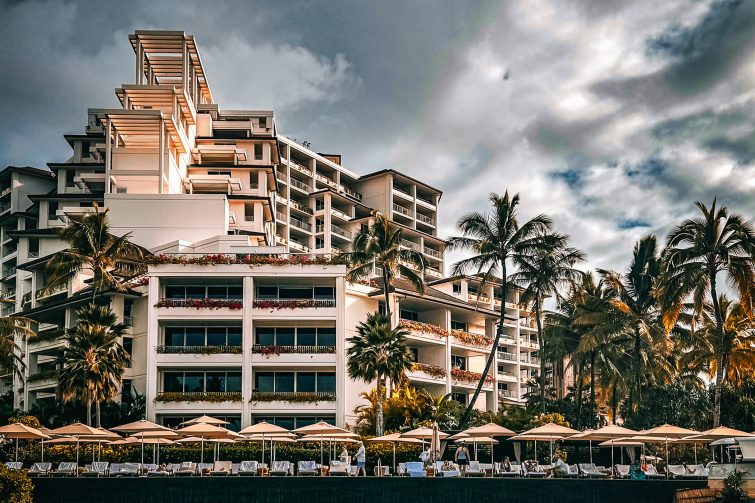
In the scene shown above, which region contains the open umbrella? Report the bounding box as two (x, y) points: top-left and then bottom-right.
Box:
(517, 423), (579, 463)
(175, 422), (234, 465)
(367, 433), (423, 474)
(639, 424), (700, 477)
(180, 415), (230, 426)
(47, 423), (109, 470)
(579, 425), (638, 475)
(244, 434), (296, 463)
(0, 423), (49, 462)
(112, 419), (173, 466)
(239, 421), (291, 466)
(459, 422), (515, 466)
(292, 422), (350, 470)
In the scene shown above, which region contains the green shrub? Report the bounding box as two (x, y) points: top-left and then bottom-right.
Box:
(0, 465), (33, 503)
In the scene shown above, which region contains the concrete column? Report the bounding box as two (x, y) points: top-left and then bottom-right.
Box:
(105, 120), (112, 194)
(158, 119), (164, 194)
(145, 275), (160, 421)
(444, 308), (452, 395)
(241, 275), (254, 427)
(335, 276), (346, 426)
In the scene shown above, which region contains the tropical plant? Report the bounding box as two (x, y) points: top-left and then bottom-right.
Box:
(57, 304), (130, 426)
(44, 203), (148, 302)
(447, 191), (557, 428)
(510, 236), (585, 410)
(659, 199), (755, 426)
(342, 212), (426, 321)
(0, 464), (32, 503)
(0, 316), (34, 380)
(347, 313), (414, 435)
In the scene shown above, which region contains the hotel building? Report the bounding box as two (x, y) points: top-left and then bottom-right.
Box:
(3, 31), (539, 431)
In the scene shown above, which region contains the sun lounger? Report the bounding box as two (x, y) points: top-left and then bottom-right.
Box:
(147, 466), (170, 477)
(329, 460), (350, 476)
(174, 462), (197, 476)
(238, 460), (258, 476)
(522, 463), (545, 478)
(496, 462), (520, 477)
(689, 464), (709, 479)
(578, 463), (607, 479)
(298, 460), (318, 476)
(614, 464), (630, 479)
(269, 461), (291, 476)
(197, 463), (213, 476)
(434, 461), (461, 478)
(209, 461), (231, 476)
(4, 461), (22, 470)
(82, 462), (109, 477)
(348, 465), (358, 476)
(564, 464), (579, 478)
(373, 465), (391, 477)
(405, 461), (427, 477)
(398, 463), (406, 476)
(231, 463), (240, 476)
(28, 462), (51, 477)
(465, 460), (485, 477)
(52, 462), (78, 476)
(643, 464), (665, 479)
(667, 464), (706, 479)
(119, 463), (142, 477)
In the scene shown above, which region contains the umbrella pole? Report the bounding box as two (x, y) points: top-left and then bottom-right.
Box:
(320, 436), (324, 475)
(611, 437), (615, 476)
(694, 443), (698, 465)
(261, 434), (265, 466)
(534, 440), (537, 464)
(201, 436), (204, 467)
(141, 439), (145, 466)
(589, 440), (593, 464)
(76, 438), (80, 474)
(41, 439), (44, 463)
(15, 438), (18, 462)
(393, 443), (396, 475)
(665, 438), (669, 479)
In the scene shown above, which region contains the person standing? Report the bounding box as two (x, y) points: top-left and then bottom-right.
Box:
(455, 441), (471, 475)
(355, 441), (367, 477)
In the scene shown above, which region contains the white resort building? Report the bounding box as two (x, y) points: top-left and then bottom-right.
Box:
(2, 31), (539, 431)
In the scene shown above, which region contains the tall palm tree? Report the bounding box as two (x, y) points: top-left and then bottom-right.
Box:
(447, 191), (556, 428)
(510, 237), (585, 411)
(0, 315), (35, 380)
(598, 235), (664, 409)
(45, 203), (148, 303)
(347, 312), (414, 435)
(659, 199), (755, 426)
(57, 304), (130, 426)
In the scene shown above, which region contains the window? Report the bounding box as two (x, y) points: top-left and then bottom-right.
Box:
(121, 379), (133, 402)
(123, 338), (133, 368)
(452, 283), (461, 294)
(163, 371), (242, 393)
(255, 285), (334, 300)
(28, 239), (39, 257)
(254, 326), (335, 347)
(80, 141), (90, 159)
(249, 172), (259, 189)
(254, 371), (335, 393)
(451, 320), (467, 331)
(164, 327), (243, 347)
(66, 169), (76, 188)
(164, 285), (242, 300)
(451, 355), (467, 370)
(254, 143), (263, 161)
(451, 392), (467, 405)
(400, 310), (418, 321)
(47, 201), (58, 220)
(315, 199), (325, 211)
(297, 327), (316, 346)
(297, 372), (316, 392)
(315, 237), (324, 250)
(244, 204), (255, 221)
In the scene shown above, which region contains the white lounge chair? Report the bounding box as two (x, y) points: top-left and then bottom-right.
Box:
(496, 461), (520, 477)
(82, 462), (109, 477)
(643, 464), (665, 479)
(397, 463), (406, 476)
(28, 462), (51, 477)
(578, 463), (607, 479)
(329, 460), (350, 476)
(373, 465), (391, 477)
(298, 460), (318, 476)
(238, 460), (258, 476)
(52, 462), (78, 476)
(119, 463), (142, 477)
(197, 463), (213, 476)
(211, 460), (232, 476)
(269, 461), (291, 476)
(231, 463), (240, 476)
(4, 462), (22, 470)
(434, 461), (461, 478)
(405, 461), (426, 477)
(466, 460), (485, 477)
(614, 464), (630, 479)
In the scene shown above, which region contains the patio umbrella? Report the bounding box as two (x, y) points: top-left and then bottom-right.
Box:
(460, 422), (515, 465)
(639, 424), (700, 476)
(367, 433), (423, 474)
(38, 427), (51, 462)
(47, 423), (109, 470)
(112, 419), (173, 466)
(180, 415), (230, 426)
(517, 423), (579, 463)
(244, 435), (296, 463)
(175, 422), (234, 465)
(0, 423), (49, 462)
(579, 425), (638, 474)
(568, 430), (596, 464)
(127, 437), (175, 465)
(430, 423), (441, 464)
(508, 434), (558, 464)
(239, 421), (291, 466)
(292, 421), (350, 469)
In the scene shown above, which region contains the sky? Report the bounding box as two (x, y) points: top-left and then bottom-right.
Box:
(2, 0), (755, 274)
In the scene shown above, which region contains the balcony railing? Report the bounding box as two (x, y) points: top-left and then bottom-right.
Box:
(290, 161), (312, 176)
(330, 208), (350, 220)
(291, 201), (313, 214)
(416, 194), (435, 205)
(290, 218), (312, 232)
(392, 203), (411, 217)
(276, 211), (287, 221)
(276, 172), (288, 184)
(156, 345), (243, 354)
(425, 267), (443, 279)
(339, 185), (362, 201)
(410, 362), (447, 380)
(498, 389), (515, 398)
(497, 351), (517, 362)
(252, 298), (336, 309)
(400, 239), (418, 250)
(155, 391), (242, 403)
(393, 185), (412, 197)
(155, 298), (243, 309)
(316, 174), (338, 188)
(416, 213), (435, 226)
(467, 292), (491, 303)
(423, 247), (442, 259)
(289, 241), (310, 252)
(290, 178), (312, 193)
(497, 371), (516, 379)
(0, 187), (11, 198)
(251, 345), (336, 354)
(398, 319), (448, 339)
(250, 391), (335, 402)
(0, 203), (10, 214)
(330, 224), (352, 240)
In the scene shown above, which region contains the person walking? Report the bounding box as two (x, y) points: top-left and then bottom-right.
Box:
(355, 441), (367, 477)
(455, 441), (471, 475)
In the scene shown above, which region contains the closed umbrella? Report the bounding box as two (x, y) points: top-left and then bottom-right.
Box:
(367, 433), (423, 474)
(47, 423), (109, 470)
(0, 423), (49, 462)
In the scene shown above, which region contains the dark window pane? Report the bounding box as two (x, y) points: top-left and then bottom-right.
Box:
(276, 327), (295, 346)
(275, 372), (295, 392)
(317, 372), (336, 393)
(184, 372), (204, 393)
(163, 372), (183, 392)
(228, 286), (243, 300)
(313, 287), (334, 299)
(255, 373), (275, 392)
(207, 286), (227, 299)
(297, 372), (316, 392)
(297, 328), (316, 346)
(165, 286), (185, 299)
(224, 417), (241, 432)
(227, 327), (242, 346)
(256, 327), (275, 346)
(226, 373), (242, 392)
(296, 417), (316, 428)
(257, 286), (278, 299)
(317, 327), (336, 347)
(206, 327), (227, 346)
(276, 418), (296, 430)
(279, 287), (311, 299)
(165, 327), (185, 346)
(205, 373), (224, 392)
(185, 328), (205, 346)
(186, 286), (206, 299)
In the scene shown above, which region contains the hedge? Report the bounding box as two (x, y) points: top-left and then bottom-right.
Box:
(0, 465), (33, 503)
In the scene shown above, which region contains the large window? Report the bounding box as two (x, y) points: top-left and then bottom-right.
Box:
(254, 371), (336, 393)
(164, 285), (243, 300)
(255, 285), (334, 300)
(451, 320), (467, 331)
(164, 326), (242, 347)
(451, 392), (467, 405)
(254, 326), (335, 347)
(253, 416), (334, 430)
(400, 309), (418, 321)
(162, 371), (242, 393)
(451, 355), (467, 370)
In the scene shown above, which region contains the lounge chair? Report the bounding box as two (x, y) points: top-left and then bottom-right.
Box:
(82, 462), (109, 477)
(667, 464), (705, 480)
(4, 462), (22, 470)
(614, 464), (630, 479)
(496, 462), (520, 477)
(231, 463), (240, 476)
(405, 461), (427, 477)
(373, 465), (391, 477)
(465, 460), (485, 477)
(209, 461), (232, 476)
(643, 464), (665, 479)
(28, 462), (51, 477)
(269, 461), (291, 476)
(522, 463), (545, 478)
(298, 460), (318, 476)
(578, 463), (607, 479)
(329, 460), (350, 476)
(119, 463), (142, 477)
(52, 462), (78, 476)
(564, 464), (579, 478)
(688, 464), (709, 479)
(147, 466), (171, 477)
(238, 461), (258, 476)
(174, 462), (197, 476)
(397, 463), (406, 476)
(434, 461), (461, 478)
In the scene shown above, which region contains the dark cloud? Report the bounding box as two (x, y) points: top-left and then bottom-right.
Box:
(618, 219), (652, 230)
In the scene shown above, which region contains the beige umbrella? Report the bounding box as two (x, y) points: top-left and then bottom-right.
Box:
(175, 422), (234, 464)
(400, 427), (450, 440)
(0, 423), (49, 462)
(518, 423), (579, 463)
(640, 424), (701, 475)
(239, 421), (292, 465)
(460, 422), (515, 465)
(127, 436), (176, 465)
(687, 426), (755, 441)
(292, 422), (350, 468)
(367, 433), (423, 474)
(579, 425), (639, 472)
(112, 419), (174, 465)
(180, 415), (230, 426)
(48, 423), (109, 469)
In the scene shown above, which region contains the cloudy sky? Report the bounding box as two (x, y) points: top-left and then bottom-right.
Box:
(2, 0), (755, 274)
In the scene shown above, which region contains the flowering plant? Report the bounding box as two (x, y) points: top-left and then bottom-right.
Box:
(450, 329), (493, 348)
(398, 319), (448, 338)
(155, 392), (242, 403)
(250, 392), (336, 403)
(252, 299), (335, 310)
(147, 254), (343, 267)
(251, 345), (336, 355)
(411, 362), (447, 379)
(450, 368), (495, 384)
(155, 298), (243, 310)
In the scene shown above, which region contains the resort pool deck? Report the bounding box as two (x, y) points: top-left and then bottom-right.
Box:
(31, 476), (708, 503)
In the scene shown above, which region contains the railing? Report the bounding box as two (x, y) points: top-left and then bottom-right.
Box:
(27, 251), (38, 258)
(0, 187), (11, 198)
(450, 368), (495, 384)
(2, 267), (15, 278)
(290, 218), (312, 232)
(275, 195), (288, 204)
(123, 316), (134, 326)
(498, 389), (515, 398)
(467, 292), (491, 303)
(410, 362), (447, 380)
(423, 247), (442, 259)
(155, 391), (242, 403)
(339, 185), (362, 201)
(330, 208), (350, 220)
(290, 178), (312, 192)
(156, 345), (243, 354)
(416, 213), (435, 226)
(291, 201), (313, 214)
(330, 224), (352, 239)
(393, 185), (412, 197)
(400, 239), (418, 250)
(2, 288), (15, 299)
(27, 370), (58, 384)
(450, 329), (493, 348)
(425, 267), (443, 279)
(498, 371), (516, 378)
(243, 215), (255, 222)
(251, 345), (336, 354)
(316, 174), (337, 187)
(276, 172), (288, 183)
(276, 211), (287, 221)
(497, 351), (517, 362)
(155, 298), (243, 309)
(0, 203), (10, 214)
(290, 161), (312, 176)
(392, 203), (411, 217)
(250, 391), (335, 402)
(398, 319), (448, 339)
(252, 298), (336, 309)
(416, 194), (435, 205)
(289, 241), (310, 252)
(35, 284), (66, 300)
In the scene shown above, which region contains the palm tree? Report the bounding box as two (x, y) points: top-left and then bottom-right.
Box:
(343, 212), (426, 322)
(347, 312), (414, 435)
(510, 237), (585, 411)
(57, 304), (130, 426)
(45, 203), (148, 303)
(447, 191), (556, 428)
(598, 235), (664, 409)
(0, 315), (35, 380)
(659, 199), (755, 426)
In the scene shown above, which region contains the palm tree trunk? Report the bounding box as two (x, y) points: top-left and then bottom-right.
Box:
(611, 384), (618, 424)
(633, 326), (641, 412)
(96, 400), (101, 428)
(458, 263), (507, 429)
(710, 272), (725, 427)
(535, 298), (546, 413)
(590, 351), (596, 411)
(382, 268), (392, 325)
(575, 360), (584, 429)
(86, 398), (92, 426)
(375, 379), (384, 436)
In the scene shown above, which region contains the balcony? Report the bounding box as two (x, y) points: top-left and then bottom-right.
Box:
(291, 201), (313, 215)
(450, 329), (493, 349)
(400, 239), (418, 251)
(330, 208), (351, 221)
(338, 185), (362, 201)
(316, 173), (338, 189)
(497, 351), (517, 362)
(155, 391), (242, 403)
(0, 203), (10, 214)
(497, 370), (517, 381)
(155, 298), (243, 309)
(156, 345), (243, 354)
(276, 172), (288, 184)
(498, 389), (516, 399)
(276, 211), (287, 222)
(450, 368), (494, 387)
(275, 194), (288, 205)
(330, 224), (352, 240)
(416, 213), (435, 226)
(408, 362), (447, 382)
(392, 186), (413, 199)
(289, 240), (310, 253)
(251, 345), (336, 355)
(425, 267), (443, 279)
(290, 218), (312, 233)
(416, 194), (436, 207)
(398, 319), (448, 341)
(290, 161), (312, 176)
(250, 391), (335, 402)
(252, 298), (336, 309)
(423, 247), (442, 259)
(1, 266), (15, 279)
(290, 177), (312, 193)
(0, 187), (11, 198)
(392, 203), (412, 218)
(467, 292), (491, 303)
